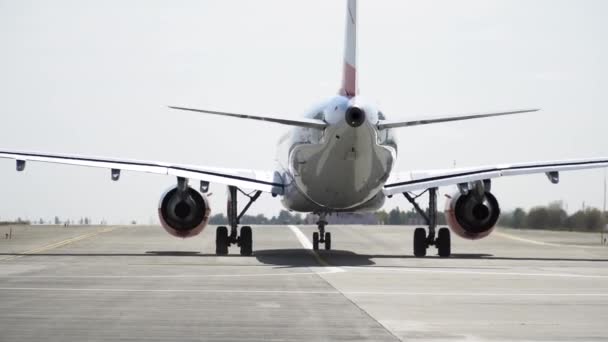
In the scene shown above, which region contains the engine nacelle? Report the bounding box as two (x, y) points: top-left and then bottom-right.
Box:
(445, 191), (500, 240)
(158, 185), (210, 238)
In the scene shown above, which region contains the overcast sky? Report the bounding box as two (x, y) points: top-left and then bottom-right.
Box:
(1, 0), (607, 224)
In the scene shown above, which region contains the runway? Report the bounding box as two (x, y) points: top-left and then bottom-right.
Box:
(1, 224), (607, 341)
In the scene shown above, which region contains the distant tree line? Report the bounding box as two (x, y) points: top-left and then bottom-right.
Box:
(500, 201), (606, 231)
(4, 201), (606, 232)
(209, 210), (305, 225)
(210, 202), (606, 232)
(375, 207), (446, 226)
(0, 216), (103, 226)
(209, 207), (442, 226)
(0, 218), (30, 226)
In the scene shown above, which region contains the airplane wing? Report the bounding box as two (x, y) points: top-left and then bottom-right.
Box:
(377, 109), (539, 129)
(0, 149), (284, 195)
(384, 158), (608, 195)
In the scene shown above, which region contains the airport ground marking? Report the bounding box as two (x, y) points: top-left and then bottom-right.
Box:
(342, 266), (608, 279)
(495, 230), (606, 249)
(0, 286), (607, 297)
(288, 225), (344, 273)
(1, 270), (338, 279)
(285, 226), (395, 337)
(4, 267), (606, 279)
(0, 227), (118, 262)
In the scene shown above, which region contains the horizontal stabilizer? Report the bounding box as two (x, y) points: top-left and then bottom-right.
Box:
(377, 109), (539, 129)
(169, 106), (327, 129)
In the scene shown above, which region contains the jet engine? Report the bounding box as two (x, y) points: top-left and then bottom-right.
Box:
(158, 185), (210, 238)
(444, 191), (500, 240)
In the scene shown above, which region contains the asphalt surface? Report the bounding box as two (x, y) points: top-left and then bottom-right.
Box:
(1, 224), (607, 341)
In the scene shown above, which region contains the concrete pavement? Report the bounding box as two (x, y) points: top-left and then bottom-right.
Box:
(0, 224), (607, 341)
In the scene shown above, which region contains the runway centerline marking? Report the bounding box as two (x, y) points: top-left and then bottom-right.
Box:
(0, 227), (118, 262)
(0, 287), (606, 297)
(495, 230), (605, 249)
(288, 225), (344, 273)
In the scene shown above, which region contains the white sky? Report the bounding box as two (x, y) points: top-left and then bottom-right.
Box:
(0, 0), (607, 224)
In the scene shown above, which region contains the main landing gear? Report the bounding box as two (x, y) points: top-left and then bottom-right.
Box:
(404, 188), (451, 257)
(312, 213), (331, 251)
(215, 186), (261, 256)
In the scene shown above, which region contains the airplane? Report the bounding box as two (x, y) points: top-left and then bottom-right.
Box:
(2, 0), (608, 258)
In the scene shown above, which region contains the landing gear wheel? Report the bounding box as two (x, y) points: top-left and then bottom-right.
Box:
(413, 227), (427, 257)
(324, 232), (331, 250)
(312, 232), (319, 251)
(215, 226), (229, 255)
(436, 227), (451, 257)
(239, 226), (253, 256)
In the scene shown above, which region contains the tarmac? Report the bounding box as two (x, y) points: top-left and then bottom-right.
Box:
(0, 224), (607, 341)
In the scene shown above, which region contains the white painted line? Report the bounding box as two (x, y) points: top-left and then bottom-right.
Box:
(495, 231), (605, 249)
(0, 287), (606, 297)
(343, 292), (608, 297)
(0, 287), (338, 294)
(288, 225), (313, 249)
(343, 266), (608, 279)
(1, 271), (335, 279)
(5, 268), (606, 279)
(288, 225), (344, 273)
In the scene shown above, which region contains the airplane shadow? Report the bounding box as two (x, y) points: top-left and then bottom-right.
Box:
(254, 249), (378, 267)
(252, 249), (608, 268)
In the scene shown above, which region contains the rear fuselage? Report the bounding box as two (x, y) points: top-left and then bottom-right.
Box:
(277, 96), (397, 213)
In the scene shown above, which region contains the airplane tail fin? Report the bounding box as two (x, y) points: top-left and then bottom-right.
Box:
(339, 0), (357, 98)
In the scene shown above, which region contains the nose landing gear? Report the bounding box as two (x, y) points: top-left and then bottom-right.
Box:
(312, 214), (331, 251)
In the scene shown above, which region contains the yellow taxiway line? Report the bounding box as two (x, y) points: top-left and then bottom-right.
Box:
(0, 227), (118, 262)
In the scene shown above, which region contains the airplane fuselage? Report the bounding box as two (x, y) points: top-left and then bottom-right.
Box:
(278, 96), (397, 213)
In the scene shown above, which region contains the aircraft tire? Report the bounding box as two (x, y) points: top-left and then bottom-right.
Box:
(313, 232), (319, 251)
(324, 232), (331, 250)
(413, 227), (427, 257)
(436, 227), (451, 257)
(216, 226), (229, 255)
(239, 226), (253, 256)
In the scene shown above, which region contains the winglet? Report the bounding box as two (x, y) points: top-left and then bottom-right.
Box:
(339, 0), (357, 98)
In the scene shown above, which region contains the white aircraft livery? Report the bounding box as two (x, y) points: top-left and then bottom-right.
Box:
(2, 0), (608, 257)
